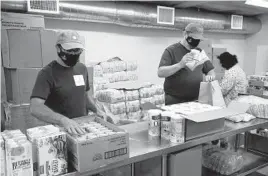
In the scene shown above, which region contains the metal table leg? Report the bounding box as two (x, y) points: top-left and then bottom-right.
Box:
(131, 163), (135, 176)
(234, 134), (240, 152)
(162, 154), (168, 176)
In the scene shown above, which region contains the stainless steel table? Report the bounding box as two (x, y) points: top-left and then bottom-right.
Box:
(69, 119), (268, 176)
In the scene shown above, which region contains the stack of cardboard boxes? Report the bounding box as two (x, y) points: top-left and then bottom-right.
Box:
(1, 29), (85, 133)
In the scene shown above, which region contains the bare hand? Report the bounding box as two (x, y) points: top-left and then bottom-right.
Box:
(97, 110), (115, 124)
(60, 118), (86, 135)
(205, 75), (216, 82)
(179, 54), (194, 68)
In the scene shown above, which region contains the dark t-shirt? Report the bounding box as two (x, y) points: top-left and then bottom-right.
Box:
(159, 43), (214, 101)
(31, 61), (90, 119)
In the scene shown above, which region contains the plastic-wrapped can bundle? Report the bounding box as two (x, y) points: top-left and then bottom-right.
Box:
(126, 100), (141, 113)
(170, 114), (185, 143)
(108, 102), (127, 115)
(126, 61), (138, 71)
(96, 89), (125, 103)
(124, 90), (140, 101)
(154, 94), (165, 106)
(139, 87), (155, 98)
(128, 111), (142, 120)
(93, 65), (103, 77)
(202, 145), (244, 175)
(126, 71), (138, 81)
(148, 109), (162, 137)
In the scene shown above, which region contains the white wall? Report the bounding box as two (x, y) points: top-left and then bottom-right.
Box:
(45, 18), (246, 85)
(244, 15), (268, 75)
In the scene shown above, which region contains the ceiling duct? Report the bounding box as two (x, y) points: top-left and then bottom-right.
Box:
(1, 1), (262, 34)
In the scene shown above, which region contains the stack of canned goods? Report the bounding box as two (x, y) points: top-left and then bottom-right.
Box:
(72, 121), (118, 141)
(148, 109), (185, 143)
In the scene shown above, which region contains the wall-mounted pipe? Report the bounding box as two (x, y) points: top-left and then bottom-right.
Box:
(1, 1), (262, 34)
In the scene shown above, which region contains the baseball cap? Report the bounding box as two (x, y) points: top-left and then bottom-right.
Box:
(184, 23), (204, 40)
(56, 31), (85, 50)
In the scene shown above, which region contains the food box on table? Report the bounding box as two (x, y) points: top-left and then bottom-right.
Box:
(0, 136), (6, 176)
(67, 115), (129, 172)
(27, 125), (68, 176)
(162, 101), (249, 140)
(2, 130), (33, 176)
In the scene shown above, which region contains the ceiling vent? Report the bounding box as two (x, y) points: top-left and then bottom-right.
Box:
(231, 15), (243, 30)
(27, 0), (59, 14)
(157, 6), (175, 25)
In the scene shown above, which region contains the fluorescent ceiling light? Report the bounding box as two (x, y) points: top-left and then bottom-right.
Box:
(245, 0), (268, 8)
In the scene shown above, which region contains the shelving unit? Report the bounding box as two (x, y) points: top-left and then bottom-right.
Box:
(202, 149), (268, 176)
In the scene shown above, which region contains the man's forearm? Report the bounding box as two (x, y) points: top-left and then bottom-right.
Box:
(86, 94), (98, 113)
(30, 103), (66, 125)
(158, 63), (183, 78)
(207, 69), (216, 76)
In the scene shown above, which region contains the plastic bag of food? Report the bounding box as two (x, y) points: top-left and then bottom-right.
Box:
(202, 145), (244, 175)
(104, 73), (116, 83)
(127, 111), (142, 120)
(124, 90), (140, 101)
(126, 71), (138, 81)
(94, 65), (103, 77)
(140, 97), (155, 105)
(139, 87), (155, 98)
(154, 94), (165, 105)
(126, 100), (141, 113)
(226, 113), (256, 123)
(235, 95), (268, 118)
(151, 85), (164, 95)
(126, 61), (138, 71)
(108, 102), (126, 115)
(114, 71), (128, 82)
(96, 89), (125, 103)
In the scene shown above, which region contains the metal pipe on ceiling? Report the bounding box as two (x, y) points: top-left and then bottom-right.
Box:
(1, 1), (262, 34)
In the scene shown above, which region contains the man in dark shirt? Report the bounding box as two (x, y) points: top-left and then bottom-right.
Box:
(30, 31), (107, 135)
(158, 23), (215, 105)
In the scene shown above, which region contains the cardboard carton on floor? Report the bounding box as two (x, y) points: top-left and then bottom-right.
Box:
(4, 68), (41, 104)
(67, 116), (129, 172)
(1, 29), (43, 68)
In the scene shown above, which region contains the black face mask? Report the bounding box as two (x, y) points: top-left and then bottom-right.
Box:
(186, 36), (200, 48)
(58, 46), (82, 67)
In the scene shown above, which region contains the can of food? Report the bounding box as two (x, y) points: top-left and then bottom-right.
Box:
(161, 111), (173, 140)
(170, 114), (185, 143)
(148, 109), (162, 137)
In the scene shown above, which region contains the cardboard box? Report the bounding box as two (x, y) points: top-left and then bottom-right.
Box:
(181, 102), (249, 140)
(247, 87), (264, 96)
(246, 132), (268, 155)
(2, 29), (43, 68)
(67, 116), (129, 172)
(40, 30), (58, 66)
(4, 68), (41, 104)
(0, 136), (6, 176)
(4, 104), (48, 134)
(1, 12), (45, 30)
(248, 80), (265, 87)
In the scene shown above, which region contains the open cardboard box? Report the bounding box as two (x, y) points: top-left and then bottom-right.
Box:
(141, 101), (249, 141)
(67, 116), (129, 172)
